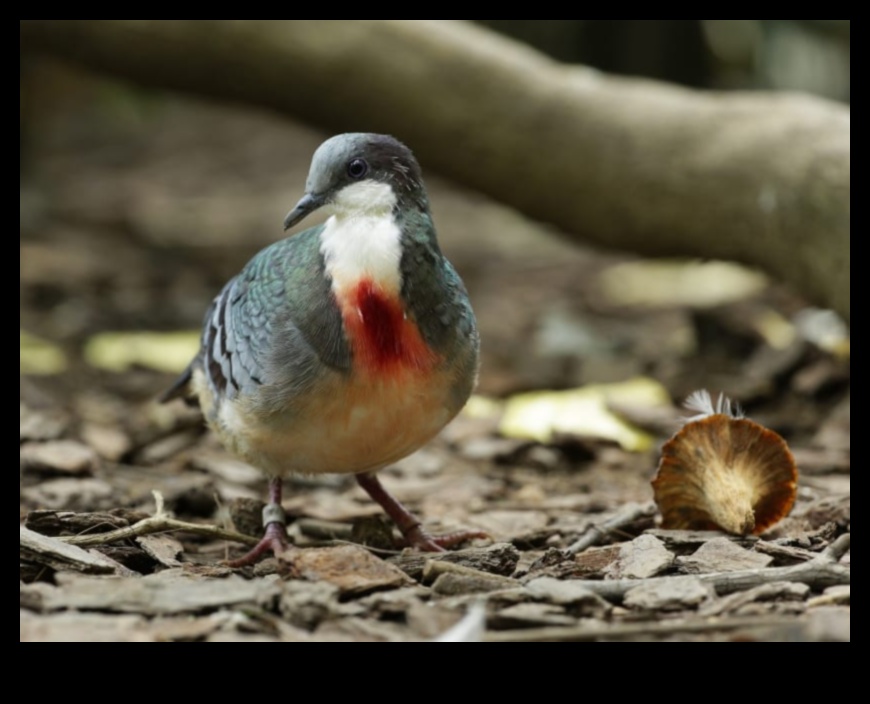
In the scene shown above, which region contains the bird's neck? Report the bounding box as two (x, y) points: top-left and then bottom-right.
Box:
(329, 181), (398, 220)
(320, 203), (403, 294)
(319, 198), (438, 376)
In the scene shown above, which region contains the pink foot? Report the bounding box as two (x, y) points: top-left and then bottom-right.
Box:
(225, 520), (291, 568)
(224, 477), (293, 568)
(356, 472), (489, 552)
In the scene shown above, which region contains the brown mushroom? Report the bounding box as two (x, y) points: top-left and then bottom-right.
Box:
(652, 391), (798, 535)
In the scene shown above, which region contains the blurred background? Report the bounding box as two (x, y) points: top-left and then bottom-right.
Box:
(20, 19), (850, 436)
(481, 20), (850, 99)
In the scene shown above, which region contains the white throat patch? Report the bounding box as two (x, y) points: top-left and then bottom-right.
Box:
(319, 181), (403, 294)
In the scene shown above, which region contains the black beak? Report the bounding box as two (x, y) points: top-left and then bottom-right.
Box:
(283, 193), (327, 231)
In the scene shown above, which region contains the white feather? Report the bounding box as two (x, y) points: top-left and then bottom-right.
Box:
(683, 389), (743, 422)
(319, 181), (403, 293)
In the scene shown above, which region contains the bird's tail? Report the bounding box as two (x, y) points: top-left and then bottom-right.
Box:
(157, 364), (197, 406)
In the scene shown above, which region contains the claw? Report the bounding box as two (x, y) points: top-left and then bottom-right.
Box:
(224, 520), (291, 568)
(401, 525), (490, 552)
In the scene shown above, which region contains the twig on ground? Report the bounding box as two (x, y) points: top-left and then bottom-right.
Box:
(696, 533), (850, 595)
(564, 502), (657, 555)
(557, 533), (849, 601)
(484, 615), (798, 642)
(59, 492), (258, 549)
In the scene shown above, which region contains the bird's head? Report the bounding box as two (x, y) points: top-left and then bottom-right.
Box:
(283, 133), (427, 231)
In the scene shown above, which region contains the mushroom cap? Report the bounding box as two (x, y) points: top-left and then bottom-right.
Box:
(652, 413), (798, 535)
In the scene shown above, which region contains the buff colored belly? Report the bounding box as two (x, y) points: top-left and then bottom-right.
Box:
(214, 368), (456, 476)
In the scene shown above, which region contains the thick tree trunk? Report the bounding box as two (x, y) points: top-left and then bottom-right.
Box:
(20, 20), (850, 322)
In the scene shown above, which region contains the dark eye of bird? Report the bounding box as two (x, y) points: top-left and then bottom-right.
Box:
(347, 158), (368, 180)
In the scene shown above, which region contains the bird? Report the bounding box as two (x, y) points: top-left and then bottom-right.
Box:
(161, 133), (482, 566)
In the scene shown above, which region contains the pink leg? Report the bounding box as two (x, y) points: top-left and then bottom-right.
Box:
(226, 477), (291, 567)
(355, 472), (488, 552)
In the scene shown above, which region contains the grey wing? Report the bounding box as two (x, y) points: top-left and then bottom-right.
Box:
(158, 274), (266, 405)
(160, 228), (351, 410)
(201, 273), (271, 401)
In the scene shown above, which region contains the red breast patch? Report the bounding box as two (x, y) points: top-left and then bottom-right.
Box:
(341, 278), (437, 375)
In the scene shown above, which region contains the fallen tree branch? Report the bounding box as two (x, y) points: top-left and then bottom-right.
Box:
(19, 20), (850, 322)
